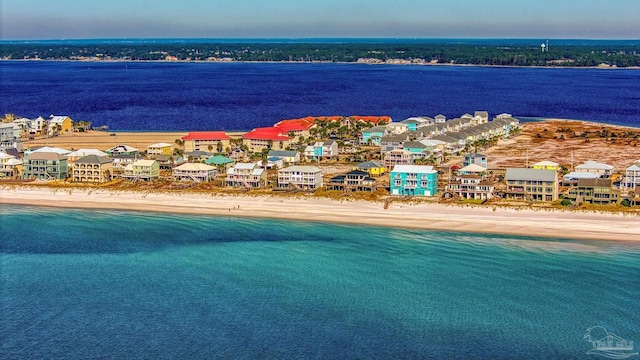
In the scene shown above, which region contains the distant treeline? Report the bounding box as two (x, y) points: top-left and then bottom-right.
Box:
(2, 42), (640, 67)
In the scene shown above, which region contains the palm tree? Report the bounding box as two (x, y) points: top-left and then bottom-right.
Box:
(217, 141), (223, 154)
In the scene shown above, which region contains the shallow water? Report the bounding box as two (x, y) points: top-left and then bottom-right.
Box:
(1, 205), (638, 359)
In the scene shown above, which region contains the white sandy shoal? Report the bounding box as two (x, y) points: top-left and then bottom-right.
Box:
(1, 187), (639, 242)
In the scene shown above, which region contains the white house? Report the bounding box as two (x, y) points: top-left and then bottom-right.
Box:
(277, 165), (323, 190)
(225, 163), (266, 188)
(624, 160), (640, 190)
(576, 160), (614, 178)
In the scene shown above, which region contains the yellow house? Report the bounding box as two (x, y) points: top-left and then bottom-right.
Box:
(48, 115), (73, 135)
(354, 160), (386, 176)
(533, 160), (560, 171)
(147, 143), (173, 156)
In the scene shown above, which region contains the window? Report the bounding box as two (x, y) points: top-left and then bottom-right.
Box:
(421, 181), (429, 188)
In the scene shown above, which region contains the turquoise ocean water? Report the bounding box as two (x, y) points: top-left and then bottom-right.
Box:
(1, 205), (639, 359)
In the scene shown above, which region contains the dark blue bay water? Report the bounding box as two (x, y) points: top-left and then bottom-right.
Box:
(1, 205), (639, 359)
(1, 61), (639, 131)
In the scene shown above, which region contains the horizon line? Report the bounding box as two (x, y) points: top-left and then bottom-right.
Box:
(2, 36), (640, 42)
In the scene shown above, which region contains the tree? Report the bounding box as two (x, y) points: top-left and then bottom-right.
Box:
(217, 141), (223, 153)
(207, 144), (214, 153)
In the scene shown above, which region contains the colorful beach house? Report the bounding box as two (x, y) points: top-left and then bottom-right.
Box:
(390, 165), (438, 197)
(123, 159), (159, 181)
(533, 160), (560, 171)
(105, 145), (139, 157)
(360, 126), (388, 146)
(181, 131), (231, 153)
(146, 143), (173, 156)
(354, 161), (386, 176)
(172, 163), (217, 182)
(304, 140), (338, 160)
(71, 155), (113, 183)
(22, 152), (68, 180)
(400, 117), (434, 131)
(277, 165), (323, 190)
(48, 115), (73, 136)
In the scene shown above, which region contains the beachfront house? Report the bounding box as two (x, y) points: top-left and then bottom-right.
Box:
(446, 175), (494, 200)
(304, 140), (338, 160)
(533, 161), (560, 171)
(225, 163), (266, 188)
(327, 170), (376, 192)
(147, 143), (173, 156)
(390, 165), (438, 197)
(354, 160), (386, 177)
(173, 163), (217, 182)
(181, 131), (231, 153)
(0, 151), (23, 179)
(277, 165), (323, 190)
(623, 160), (640, 190)
(22, 152), (68, 180)
(71, 155), (113, 183)
(504, 168), (558, 202)
(576, 160), (614, 178)
(565, 178), (619, 205)
(267, 150), (300, 164)
(122, 159), (159, 181)
(47, 115), (73, 136)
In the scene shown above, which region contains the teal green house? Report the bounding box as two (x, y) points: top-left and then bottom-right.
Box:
(361, 126), (387, 146)
(390, 165), (438, 196)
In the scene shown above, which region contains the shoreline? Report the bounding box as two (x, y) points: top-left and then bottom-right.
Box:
(2, 186), (638, 242)
(2, 58), (639, 70)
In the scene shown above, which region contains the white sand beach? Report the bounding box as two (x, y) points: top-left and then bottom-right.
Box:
(1, 186), (638, 241)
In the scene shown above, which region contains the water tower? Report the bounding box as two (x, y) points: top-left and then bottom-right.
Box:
(541, 43), (546, 52)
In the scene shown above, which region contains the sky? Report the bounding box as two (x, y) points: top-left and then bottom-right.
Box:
(1, 0), (639, 40)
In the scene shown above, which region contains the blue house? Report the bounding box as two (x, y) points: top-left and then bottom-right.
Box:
(361, 126), (388, 146)
(390, 165), (438, 196)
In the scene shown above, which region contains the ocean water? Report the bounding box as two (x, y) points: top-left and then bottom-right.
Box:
(1, 61), (640, 130)
(1, 205), (639, 359)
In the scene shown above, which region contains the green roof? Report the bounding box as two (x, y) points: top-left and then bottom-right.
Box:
(205, 155), (234, 165)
